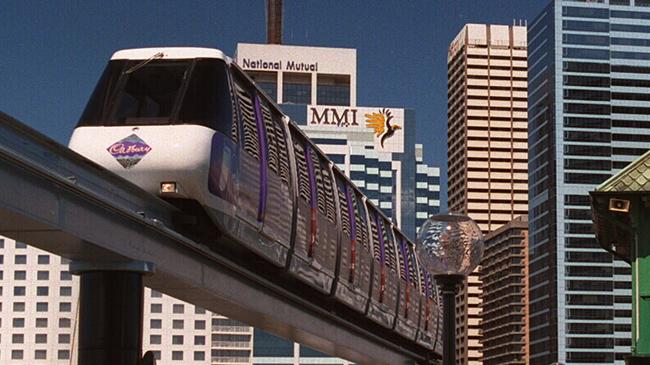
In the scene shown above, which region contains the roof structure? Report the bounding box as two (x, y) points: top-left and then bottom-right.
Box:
(597, 149), (650, 193)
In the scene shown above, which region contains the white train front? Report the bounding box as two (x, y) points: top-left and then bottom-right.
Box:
(69, 47), (441, 354)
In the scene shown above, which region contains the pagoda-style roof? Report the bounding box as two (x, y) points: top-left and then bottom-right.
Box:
(596, 149), (650, 193)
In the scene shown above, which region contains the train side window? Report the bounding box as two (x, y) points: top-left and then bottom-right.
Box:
(290, 128), (311, 205)
(258, 99), (290, 186)
(334, 172), (351, 238)
(309, 148), (327, 217)
(179, 59), (233, 137)
(258, 99), (280, 176)
(381, 220), (397, 272)
(232, 75), (260, 160)
(407, 245), (419, 287)
(317, 153), (337, 224)
(353, 192), (370, 252)
(395, 232), (408, 282)
(368, 208), (381, 262)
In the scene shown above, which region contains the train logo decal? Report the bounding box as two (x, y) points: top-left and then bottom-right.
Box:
(106, 134), (152, 169)
(365, 108), (402, 148)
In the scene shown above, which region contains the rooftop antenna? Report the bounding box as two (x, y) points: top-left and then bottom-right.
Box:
(266, 0), (283, 44)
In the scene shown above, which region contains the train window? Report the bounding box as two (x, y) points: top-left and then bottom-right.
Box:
(179, 59), (233, 137)
(334, 172), (351, 238)
(319, 156), (337, 224)
(395, 233), (409, 281)
(353, 192), (370, 252)
(290, 128), (311, 204)
(233, 76), (260, 160)
(368, 209), (381, 262)
(380, 220), (397, 272)
(78, 59), (234, 132)
(273, 117), (290, 185)
(407, 244), (419, 287)
(259, 100), (280, 176)
(309, 149), (327, 217)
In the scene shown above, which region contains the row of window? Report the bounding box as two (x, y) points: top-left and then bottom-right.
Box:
(7, 350), (70, 360)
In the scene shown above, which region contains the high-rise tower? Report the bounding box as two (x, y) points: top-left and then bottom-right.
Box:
(527, 1), (650, 363)
(447, 23), (528, 364)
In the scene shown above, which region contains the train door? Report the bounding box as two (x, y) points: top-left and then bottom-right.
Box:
(230, 69), (284, 266)
(287, 125), (337, 294)
(394, 231), (422, 340)
(256, 97), (293, 265)
(416, 269), (441, 351)
(332, 169), (371, 312)
(366, 205), (399, 329)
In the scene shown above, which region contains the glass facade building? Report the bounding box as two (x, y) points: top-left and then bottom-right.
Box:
(527, 1), (650, 363)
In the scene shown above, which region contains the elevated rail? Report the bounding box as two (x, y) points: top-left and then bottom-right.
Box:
(0, 112), (437, 365)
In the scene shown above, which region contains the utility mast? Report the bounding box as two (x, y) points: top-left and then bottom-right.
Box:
(266, 0), (283, 44)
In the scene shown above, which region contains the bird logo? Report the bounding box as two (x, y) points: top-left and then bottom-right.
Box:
(365, 108), (401, 148)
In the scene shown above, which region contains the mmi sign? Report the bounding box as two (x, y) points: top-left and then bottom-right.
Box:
(309, 107), (359, 127)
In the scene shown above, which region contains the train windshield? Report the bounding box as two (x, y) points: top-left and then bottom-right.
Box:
(78, 58), (233, 134)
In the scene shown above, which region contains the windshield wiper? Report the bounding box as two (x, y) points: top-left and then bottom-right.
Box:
(123, 52), (164, 75)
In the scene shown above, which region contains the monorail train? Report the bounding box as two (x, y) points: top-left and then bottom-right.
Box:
(68, 47), (441, 352)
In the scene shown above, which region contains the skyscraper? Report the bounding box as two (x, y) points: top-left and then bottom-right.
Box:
(527, 1), (650, 364)
(480, 216), (529, 365)
(447, 23), (528, 364)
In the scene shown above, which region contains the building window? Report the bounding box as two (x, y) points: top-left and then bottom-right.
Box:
(60, 271), (72, 281)
(60, 302), (72, 312)
(248, 71), (277, 101)
(282, 72), (311, 104)
(172, 351), (183, 360)
(14, 302), (25, 312)
(150, 319), (162, 329)
(35, 334), (47, 343)
(37, 255), (50, 264)
(195, 335), (205, 345)
(15, 241), (27, 249)
(13, 286), (26, 296)
(194, 351), (205, 361)
(37, 271), (49, 280)
(36, 302), (48, 312)
(150, 290), (162, 298)
(195, 320), (206, 330)
(13, 318), (25, 328)
(172, 319), (184, 329)
(150, 303), (162, 313)
(194, 306), (206, 314)
(59, 318), (71, 328)
(11, 350), (23, 359)
(13, 302), (25, 312)
(36, 318), (48, 327)
(173, 304), (184, 314)
(36, 286), (49, 296)
(35, 350), (47, 359)
(58, 350), (70, 360)
(14, 255), (26, 264)
(60, 286), (72, 296)
(317, 74), (350, 106)
(150, 335), (161, 344)
(14, 271), (26, 280)
(59, 334), (70, 344)
(12, 334), (24, 343)
(172, 335), (184, 345)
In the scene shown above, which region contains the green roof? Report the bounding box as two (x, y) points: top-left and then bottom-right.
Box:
(597, 149), (650, 192)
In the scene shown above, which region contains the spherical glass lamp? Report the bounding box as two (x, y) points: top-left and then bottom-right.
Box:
(416, 212), (484, 276)
(415, 212), (484, 365)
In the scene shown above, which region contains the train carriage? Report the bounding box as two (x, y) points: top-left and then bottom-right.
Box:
(68, 47), (442, 352)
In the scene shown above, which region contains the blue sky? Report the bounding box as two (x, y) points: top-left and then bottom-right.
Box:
(0, 0), (548, 207)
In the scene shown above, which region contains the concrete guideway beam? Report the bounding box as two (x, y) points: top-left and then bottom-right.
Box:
(0, 112), (435, 364)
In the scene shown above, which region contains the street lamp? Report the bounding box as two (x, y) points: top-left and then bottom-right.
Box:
(416, 213), (484, 365)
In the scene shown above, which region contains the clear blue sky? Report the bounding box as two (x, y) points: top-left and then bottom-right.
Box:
(0, 0), (548, 207)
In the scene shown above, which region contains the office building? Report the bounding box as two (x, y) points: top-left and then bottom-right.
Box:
(480, 216), (529, 365)
(527, 1), (650, 363)
(447, 23), (528, 364)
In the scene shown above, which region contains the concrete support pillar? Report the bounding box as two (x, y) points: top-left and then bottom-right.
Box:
(70, 261), (155, 365)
